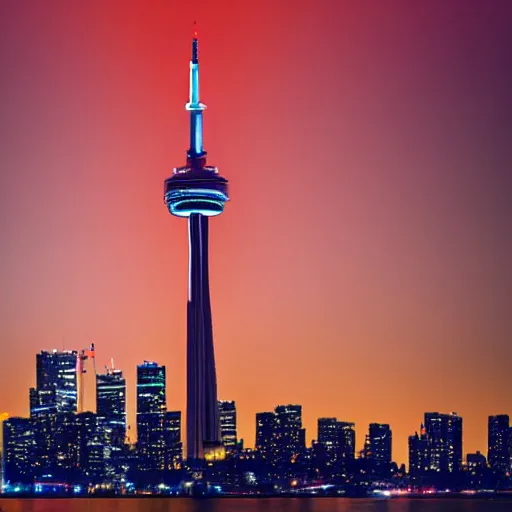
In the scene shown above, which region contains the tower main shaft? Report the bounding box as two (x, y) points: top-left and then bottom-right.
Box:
(187, 213), (220, 459)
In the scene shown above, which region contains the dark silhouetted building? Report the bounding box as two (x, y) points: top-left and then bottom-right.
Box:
(488, 415), (510, 475)
(425, 412), (462, 473)
(467, 451), (488, 490)
(255, 412), (275, 461)
(365, 423), (392, 465)
(467, 451), (487, 469)
(164, 411), (183, 469)
(136, 361), (166, 471)
(219, 400), (237, 450)
(408, 424), (430, 477)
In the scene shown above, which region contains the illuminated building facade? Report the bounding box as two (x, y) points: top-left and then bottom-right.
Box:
(164, 34), (228, 461)
(488, 414), (510, 475)
(96, 369), (127, 451)
(218, 400), (237, 450)
(365, 423), (392, 465)
(136, 361), (166, 470)
(424, 412), (462, 473)
(36, 350), (78, 413)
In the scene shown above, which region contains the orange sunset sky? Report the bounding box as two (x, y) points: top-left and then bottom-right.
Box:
(0, 0), (511, 465)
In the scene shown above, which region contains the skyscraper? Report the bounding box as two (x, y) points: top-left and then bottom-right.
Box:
(164, 33), (229, 461)
(365, 423), (392, 465)
(36, 350), (78, 413)
(96, 368), (127, 451)
(136, 361), (166, 470)
(218, 400), (237, 450)
(488, 414), (510, 475)
(424, 412), (462, 473)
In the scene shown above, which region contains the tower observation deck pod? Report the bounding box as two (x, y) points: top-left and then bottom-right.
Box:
(164, 35), (229, 217)
(163, 32), (229, 461)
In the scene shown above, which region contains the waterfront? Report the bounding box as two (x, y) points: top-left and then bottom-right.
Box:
(1, 499), (512, 512)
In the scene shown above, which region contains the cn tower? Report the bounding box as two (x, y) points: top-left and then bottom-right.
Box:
(164, 32), (229, 461)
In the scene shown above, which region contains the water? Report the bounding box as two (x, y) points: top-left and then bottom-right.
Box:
(1, 499), (512, 512)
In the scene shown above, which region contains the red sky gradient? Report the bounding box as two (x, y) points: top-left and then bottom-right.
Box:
(0, 0), (511, 465)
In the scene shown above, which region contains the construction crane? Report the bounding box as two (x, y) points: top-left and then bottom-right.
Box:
(76, 343), (96, 413)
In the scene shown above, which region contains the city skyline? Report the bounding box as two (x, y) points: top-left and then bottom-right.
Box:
(1, 0), (511, 468)
(3, 345), (512, 468)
